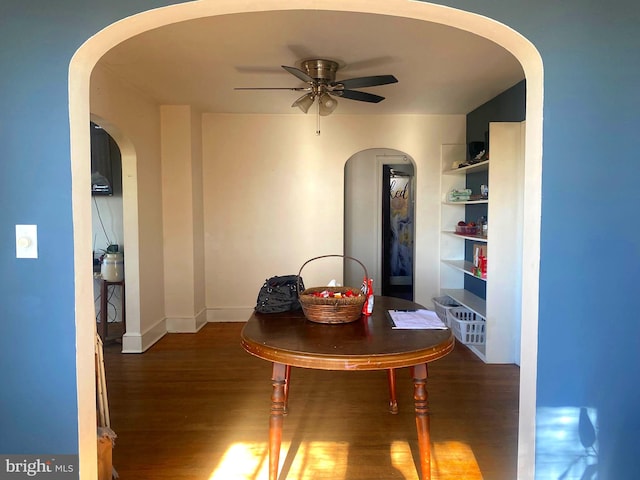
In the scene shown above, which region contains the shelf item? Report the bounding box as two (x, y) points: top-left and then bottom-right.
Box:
(441, 260), (487, 281)
(447, 188), (472, 202)
(455, 224), (479, 235)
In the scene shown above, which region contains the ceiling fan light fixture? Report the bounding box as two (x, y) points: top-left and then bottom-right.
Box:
(237, 58), (398, 131)
(318, 92), (338, 116)
(292, 93), (314, 113)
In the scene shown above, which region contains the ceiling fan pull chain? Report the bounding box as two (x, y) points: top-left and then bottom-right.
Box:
(316, 98), (321, 136)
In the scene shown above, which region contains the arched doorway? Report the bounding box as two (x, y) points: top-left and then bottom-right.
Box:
(69, 1), (543, 477)
(88, 115), (142, 351)
(344, 148), (416, 301)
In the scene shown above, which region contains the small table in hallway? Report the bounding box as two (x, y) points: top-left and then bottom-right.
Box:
(99, 278), (126, 343)
(241, 296), (454, 480)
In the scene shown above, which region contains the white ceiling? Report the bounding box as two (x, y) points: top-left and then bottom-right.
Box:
(97, 9), (525, 116)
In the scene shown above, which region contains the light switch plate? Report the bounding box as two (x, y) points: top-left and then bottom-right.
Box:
(16, 224), (38, 259)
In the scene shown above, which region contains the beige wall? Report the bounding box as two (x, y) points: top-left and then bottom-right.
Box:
(90, 65), (166, 350)
(202, 113), (465, 320)
(191, 108), (206, 318)
(160, 105), (207, 332)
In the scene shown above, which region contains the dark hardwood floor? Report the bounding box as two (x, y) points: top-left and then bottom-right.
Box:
(103, 322), (519, 479)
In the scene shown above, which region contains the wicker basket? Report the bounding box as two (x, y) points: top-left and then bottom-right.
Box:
(297, 255), (368, 324)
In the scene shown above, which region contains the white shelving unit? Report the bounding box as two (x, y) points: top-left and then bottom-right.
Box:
(438, 123), (524, 364)
(441, 260), (487, 281)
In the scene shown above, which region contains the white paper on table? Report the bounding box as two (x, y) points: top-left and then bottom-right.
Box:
(388, 309), (447, 329)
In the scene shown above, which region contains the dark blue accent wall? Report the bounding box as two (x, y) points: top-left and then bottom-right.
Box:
(462, 81), (525, 297)
(1, 1), (639, 478)
(467, 80), (527, 152)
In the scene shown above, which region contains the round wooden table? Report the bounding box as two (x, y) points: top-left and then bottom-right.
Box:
(241, 296), (454, 480)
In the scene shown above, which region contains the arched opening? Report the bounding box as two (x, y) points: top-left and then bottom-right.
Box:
(344, 148), (417, 300)
(89, 115), (142, 350)
(69, 1), (543, 478)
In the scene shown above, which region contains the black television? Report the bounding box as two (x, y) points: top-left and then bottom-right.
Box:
(90, 122), (120, 195)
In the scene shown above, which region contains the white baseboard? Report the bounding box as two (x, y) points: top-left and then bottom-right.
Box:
(207, 307), (253, 323)
(121, 309), (249, 353)
(121, 317), (167, 353)
(166, 309), (208, 333)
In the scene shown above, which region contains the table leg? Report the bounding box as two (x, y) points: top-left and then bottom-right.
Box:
(270, 362), (287, 480)
(387, 368), (398, 414)
(284, 365), (291, 415)
(412, 363), (431, 480)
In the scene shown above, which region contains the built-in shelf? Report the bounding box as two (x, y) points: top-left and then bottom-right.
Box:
(441, 288), (486, 319)
(443, 199), (489, 205)
(439, 123), (524, 365)
(443, 231), (488, 243)
(442, 259), (487, 282)
(442, 160), (489, 175)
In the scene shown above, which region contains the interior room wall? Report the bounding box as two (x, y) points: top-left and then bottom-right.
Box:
(160, 105), (206, 332)
(191, 107), (206, 320)
(202, 113), (465, 321)
(4, 1), (637, 478)
(90, 65), (167, 349)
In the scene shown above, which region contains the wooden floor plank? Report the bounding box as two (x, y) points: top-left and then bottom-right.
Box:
(103, 322), (519, 479)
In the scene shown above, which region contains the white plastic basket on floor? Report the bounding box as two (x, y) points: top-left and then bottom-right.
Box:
(446, 307), (486, 345)
(432, 296), (461, 325)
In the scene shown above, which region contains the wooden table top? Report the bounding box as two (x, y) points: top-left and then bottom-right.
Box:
(241, 296), (455, 370)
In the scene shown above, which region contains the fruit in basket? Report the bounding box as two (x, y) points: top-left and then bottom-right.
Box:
(311, 289), (359, 298)
(457, 220), (467, 226)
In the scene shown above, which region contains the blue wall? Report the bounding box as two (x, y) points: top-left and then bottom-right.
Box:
(444, 2), (640, 477)
(0, 0), (188, 455)
(1, 0), (638, 477)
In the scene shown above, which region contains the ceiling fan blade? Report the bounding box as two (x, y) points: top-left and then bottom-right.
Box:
(234, 87), (309, 91)
(282, 65), (315, 83)
(332, 75), (398, 89)
(334, 89), (385, 103)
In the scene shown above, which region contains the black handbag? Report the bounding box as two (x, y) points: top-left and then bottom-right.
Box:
(255, 275), (305, 314)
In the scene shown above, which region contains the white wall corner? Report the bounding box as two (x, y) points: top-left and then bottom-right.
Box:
(166, 308), (208, 333)
(120, 317), (167, 353)
(207, 307), (253, 323)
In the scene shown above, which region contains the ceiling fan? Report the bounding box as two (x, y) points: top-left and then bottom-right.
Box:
(235, 59), (398, 134)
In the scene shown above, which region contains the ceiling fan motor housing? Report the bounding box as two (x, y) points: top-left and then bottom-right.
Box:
(301, 59), (339, 83)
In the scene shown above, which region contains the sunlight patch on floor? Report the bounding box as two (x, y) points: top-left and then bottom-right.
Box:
(208, 441), (348, 480)
(390, 440), (420, 479)
(209, 440), (482, 479)
(432, 441), (483, 479)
